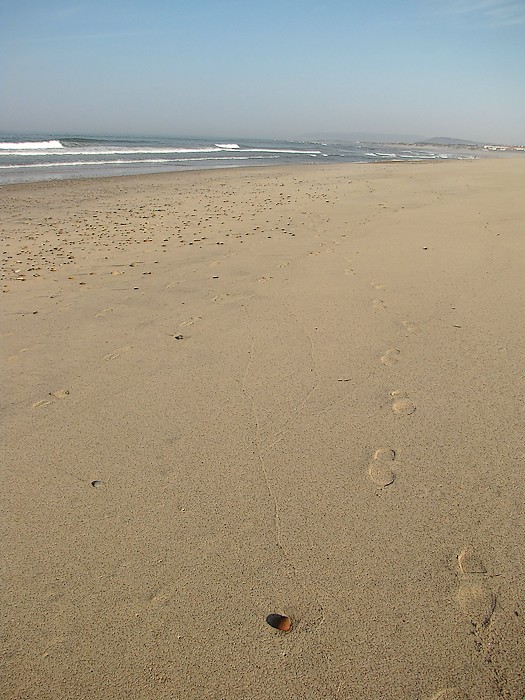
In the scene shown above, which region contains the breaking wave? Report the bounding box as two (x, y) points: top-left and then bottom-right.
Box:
(0, 140), (64, 150)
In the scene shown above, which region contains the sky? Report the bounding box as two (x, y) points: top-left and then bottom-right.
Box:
(1, 0), (524, 143)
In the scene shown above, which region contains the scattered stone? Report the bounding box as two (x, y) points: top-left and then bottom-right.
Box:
(266, 614), (292, 632)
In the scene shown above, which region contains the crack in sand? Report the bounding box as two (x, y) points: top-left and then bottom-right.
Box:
(240, 304), (287, 557)
(240, 303), (320, 574)
(265, 311), (321, 453)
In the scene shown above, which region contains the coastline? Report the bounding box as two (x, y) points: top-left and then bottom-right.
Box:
(0, 133), (487, 186)
(3, 158), (525, 699)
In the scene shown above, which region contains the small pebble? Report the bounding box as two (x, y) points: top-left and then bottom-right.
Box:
(266, 614), (292, 632)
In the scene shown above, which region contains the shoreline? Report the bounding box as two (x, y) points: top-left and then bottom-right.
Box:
(3, 158), (524, 699)
(0, 154), (483, 192)
(1, 134), (502, 187)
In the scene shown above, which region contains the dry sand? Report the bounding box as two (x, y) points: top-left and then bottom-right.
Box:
(2, 158), (524, 699)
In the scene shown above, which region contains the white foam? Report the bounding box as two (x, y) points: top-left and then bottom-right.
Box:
(215, 143), (240, 149)
(0, 155), (281, 169)
(241, 148), (321, 155)
(1, 145), (323, 158)
(0, 140), (64, 150)
(0, 146), (226, 156)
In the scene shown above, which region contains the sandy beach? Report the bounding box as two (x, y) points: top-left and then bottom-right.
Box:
(2, 158), (524, 699)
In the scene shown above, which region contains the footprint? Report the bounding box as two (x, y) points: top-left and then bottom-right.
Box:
(390, 390), (416, 416)
(429, 689), (468, 700)
(32, 399), (53, 408)
(368, 448), (396, 487)
(457, 581), (496, 628)
(32, 389), (69, 407)
(456, 549), (495, 630)
(380, 349), (400, 366)
(49, 389), (70, 399)
(371, 281), (386, 290)
(104, 346), (132, 360)
(95, 307), (114, 317)
(372, 299), (386, 311)
(8, 347), (29, 363)
(402, 320), (420, 334)
(149, 589), (171, 607)
(343, 258), (355, 275)
(180, 316), (202, 327)
(458, 548), (487, 575)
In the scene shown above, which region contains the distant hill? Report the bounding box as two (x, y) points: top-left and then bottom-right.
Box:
(303, 132), (482, 146)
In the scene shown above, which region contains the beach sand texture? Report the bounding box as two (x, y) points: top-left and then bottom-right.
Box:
(2, 159), (524, 699)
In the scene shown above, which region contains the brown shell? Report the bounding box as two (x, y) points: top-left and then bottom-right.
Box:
(266, 614), (292, 632)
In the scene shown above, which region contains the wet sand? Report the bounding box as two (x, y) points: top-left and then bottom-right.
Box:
(2, 159), (525, 699)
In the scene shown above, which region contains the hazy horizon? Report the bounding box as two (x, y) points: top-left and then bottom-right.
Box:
(1, 1), (524, 145)
(0, 129), (493, 146)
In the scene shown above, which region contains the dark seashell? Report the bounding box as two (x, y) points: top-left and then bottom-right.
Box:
(266, 614), (292, 631)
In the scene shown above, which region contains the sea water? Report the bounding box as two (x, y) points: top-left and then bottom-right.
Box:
(0, 134), (476, 185)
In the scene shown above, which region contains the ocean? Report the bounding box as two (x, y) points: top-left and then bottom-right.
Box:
(0, 134), (477, 184)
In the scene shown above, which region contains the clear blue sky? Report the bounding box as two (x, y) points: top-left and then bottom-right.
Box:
(1, 0), (524, 143)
